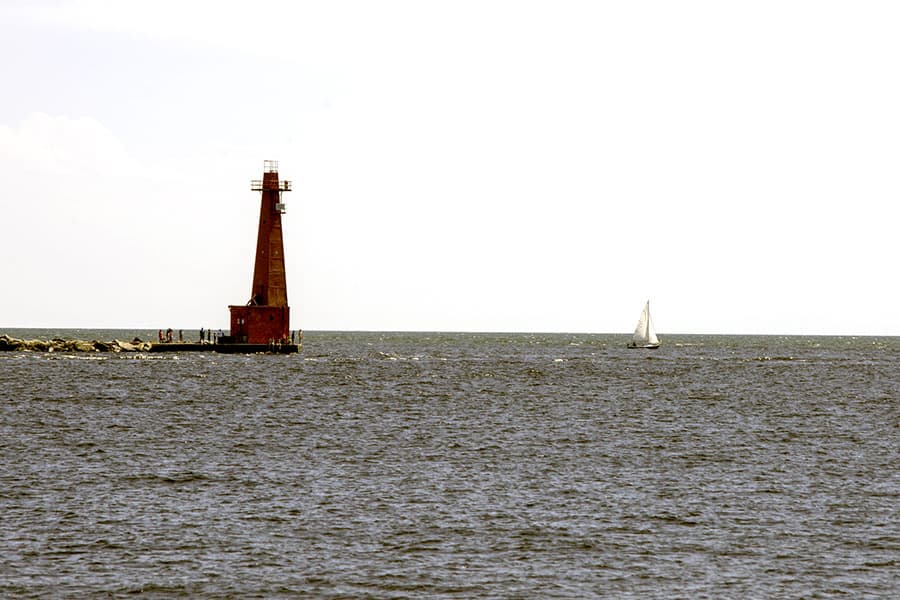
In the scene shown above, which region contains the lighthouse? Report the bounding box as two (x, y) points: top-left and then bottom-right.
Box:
(228, 160), (294, 345)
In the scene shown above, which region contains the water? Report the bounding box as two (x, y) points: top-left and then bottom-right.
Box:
(1, 330), (897, 598)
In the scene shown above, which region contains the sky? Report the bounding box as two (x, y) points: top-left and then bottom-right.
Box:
(1, 0), (898, 335)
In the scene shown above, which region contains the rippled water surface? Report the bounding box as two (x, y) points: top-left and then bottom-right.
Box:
(1, 331), (898, 598)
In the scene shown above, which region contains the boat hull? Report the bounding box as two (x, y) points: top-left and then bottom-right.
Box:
(627, 342), (660, 349)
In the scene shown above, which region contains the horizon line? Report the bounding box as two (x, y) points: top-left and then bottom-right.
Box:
(2, 327), (897, 338)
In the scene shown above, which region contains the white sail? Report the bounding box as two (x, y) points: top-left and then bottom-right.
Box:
(646, 309), (659, 346)
(629, 301), (660, 348)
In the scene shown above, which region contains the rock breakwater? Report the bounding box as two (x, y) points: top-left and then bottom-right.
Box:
(0, 334), (152, 353)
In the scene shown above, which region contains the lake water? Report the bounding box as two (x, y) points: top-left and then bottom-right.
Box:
(1, 330), (897, 598)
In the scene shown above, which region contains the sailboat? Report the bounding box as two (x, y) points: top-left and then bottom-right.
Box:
(627, 300), (660, 349)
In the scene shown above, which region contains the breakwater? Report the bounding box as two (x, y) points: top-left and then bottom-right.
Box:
(0, 334), (152, 353)
(0, 334), (299, 354)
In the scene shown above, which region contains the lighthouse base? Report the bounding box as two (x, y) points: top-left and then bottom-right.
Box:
(228, 305), (291, 344)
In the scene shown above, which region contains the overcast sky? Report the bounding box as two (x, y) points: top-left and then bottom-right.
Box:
(1, 1), (898, 335)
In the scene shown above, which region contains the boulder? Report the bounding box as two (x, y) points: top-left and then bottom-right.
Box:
(0, 334), (22, 351)
(113, 339), (152, 352)
(24, 339), (51, 352)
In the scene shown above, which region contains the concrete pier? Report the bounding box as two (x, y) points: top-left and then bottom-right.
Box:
(149, 342), (300, 354)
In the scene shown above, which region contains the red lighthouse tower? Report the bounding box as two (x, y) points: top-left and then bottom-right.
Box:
(228, 160), (294, 345)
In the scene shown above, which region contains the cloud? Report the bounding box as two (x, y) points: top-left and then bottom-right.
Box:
(0, 112), (142, 176)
